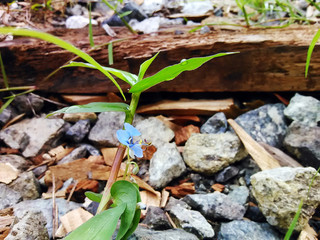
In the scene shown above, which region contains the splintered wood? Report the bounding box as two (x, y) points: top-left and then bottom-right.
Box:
(0, 163), (19, 184)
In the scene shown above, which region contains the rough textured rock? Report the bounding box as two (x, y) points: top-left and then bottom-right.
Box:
(168, 205), (215, 239)
(0, 117), (67, 157)
(13, 198), (80, 238)
(9, 171), (41, 200)
(0, 154), (30, 171)
(5, 211), (49, 240)
(235, 103), (287, 147)
(283, 121), (320, 168)
(284, 93), (320, 127)
(215, 166), (239, 183)
(149, 143), (186, 189)
(127, 226), (199, 240)
(135, 117), (175, 148)
(11, 94), (44, 115)
(218, 220), (282, 240)
(142, 206), (172, 230)
(183, 132), (247, 175)
(58, 144), (88, 165)
(165, 196), (191, 212)
(0, 107), (12, 127)
(251, 167), (320, 231)
(228, 185), (250, 206)
(200, 112), (228, 134)
(183, 192), (246, 220)
(65, 119), (91, 143)
(0, 184), (22, 209)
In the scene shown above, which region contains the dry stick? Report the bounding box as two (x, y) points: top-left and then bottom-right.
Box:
(52, 174), (57, 240)
(67, 180), (78, 202)
(227, 119), (281, 170)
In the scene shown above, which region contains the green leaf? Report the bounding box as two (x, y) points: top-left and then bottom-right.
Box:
(85, 191), (102, 203)
(0, 27), (125, 100)
(118, 11), (132, 18)
(284, 199), (303, 240)
(47, 102), (130, 117)
(138, 52), (160, 81)
(108, 42), (114, 65)
(129, 52), (238, 93)
(305, 29), (320, 78)
(111, 180), (138, 240)
(65, 203), (126, 240)
(63, 62), (138, 86)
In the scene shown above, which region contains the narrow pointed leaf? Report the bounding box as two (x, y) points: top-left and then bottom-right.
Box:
(47, 102), (130, 117)
(111, 180), (138, 240)
(63, 62), (138, 86)
(129, 52), (238, 93)
(305, 29), (320, 78)
(0, 27), (125, 99)
(65, 204), (126, 240)
(85, 191), (102, 203)
(138, 52), (160, 81)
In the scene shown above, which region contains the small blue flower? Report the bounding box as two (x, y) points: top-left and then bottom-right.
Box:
(116, 123), (143, 158)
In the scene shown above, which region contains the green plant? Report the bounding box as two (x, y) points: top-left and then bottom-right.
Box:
(305, 29), (320, 78)
(0, 27), (237, 239)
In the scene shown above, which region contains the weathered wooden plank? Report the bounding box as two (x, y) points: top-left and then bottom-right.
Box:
(0, 25), (319, 93)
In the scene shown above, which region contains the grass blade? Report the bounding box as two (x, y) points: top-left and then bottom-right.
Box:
(88, 2), (94, 48)
(108, 42), (114, 65)
(0, 52), (8, 89)
(305, 29), (320, 78)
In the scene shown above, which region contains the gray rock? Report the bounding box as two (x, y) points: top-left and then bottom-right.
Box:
(58, 144), (88, 165)
(65, 119), (91, 143)
(235, 103), (287, 147)
(169, 205), (215, 239)
(5, 211), (49, 240)
(149, 143), (186, 189)
(9, 171), (41, 200)
(251, 167), (320, 231)
(0, 117), (67, 158)
(142, 206), (172, 230)
(182, 0), (213, 15)
(0, 108), (12, 127)
(32, 165), (47, 177)
(11, 94), (44, 115)
(284, 93), (320, 127)
(183, 132), (247, 175)
(13, 198), (80, 238)
(127, 226), (199, 240)
(283, 121), (320, 168)
(200, 112), (228, 134)
(141, 0), (164, 15)
(215, 166), (239, 183)
(135, 117), (175, 148)
(0, 154), (30, 171)
(183, 192), (246, 220)
(83, 143), (101, 156)
(200, 25), (211, 34)
(227, 185), (249, 206)
(165, 196), (191, 212)
(66, 15), (97, 29)
(0, 184), (22, 209)
(218, 220), (282, 240)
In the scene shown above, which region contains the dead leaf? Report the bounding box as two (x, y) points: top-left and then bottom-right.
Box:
(0, 163), (19, 184)
(175, 124), (200, 145)
(165, 182), (195, 198)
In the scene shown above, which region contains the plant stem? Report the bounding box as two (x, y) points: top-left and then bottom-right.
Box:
(96, 92), (141, 214)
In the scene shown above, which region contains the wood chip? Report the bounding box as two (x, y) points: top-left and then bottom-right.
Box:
(156, 115), (182, 132)
(227, 119), (281, 170)
(62, 92), (122, 105)
(137, 98), (234, 116)
(141, 145), (157, 160)
(2, 113), (25, 129)
(211, 183), (225, 192)
(175, 125), (200, 145)
(101, 148), (118, 166)
(0, 148), (20, 155)
(298, 223), (318, 240)
(66, 179), (99, 202)
(140, 190), (161, 216)
(165, 182), (195, 198)
(160, 189), (170, 208)
(0, 163), (19, 184)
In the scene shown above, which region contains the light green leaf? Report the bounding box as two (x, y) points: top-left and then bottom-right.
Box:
(129, 52), (238, 93)
(65, 203), (126, 240)
(85, 191), (102, 203)
(63, 62), (138, 86)
(47, 102), (130, 117)
(0, 27), (125, 99)
(138, 52), (160, 81)
(118, 11), (132, 18)
(305, 29), (320, 78)
(111, 180), (138, 240)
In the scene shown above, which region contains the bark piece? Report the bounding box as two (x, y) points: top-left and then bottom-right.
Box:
(165, 182), (195, 198)
(175, 125), (200, 145)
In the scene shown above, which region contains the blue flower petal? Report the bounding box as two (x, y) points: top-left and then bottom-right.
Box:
(124, 123), (141, 137)
(131, 144), (143, 158)
(116, 129), (130, 146)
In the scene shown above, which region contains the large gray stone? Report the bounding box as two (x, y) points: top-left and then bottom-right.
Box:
(9, 171), (41, 200)
(0, 184), (22, 209)
(183, 192), (246, 220)
(235, 103), (287, 147)
(200, 112), (228, 134)
(284, 93), (320, 127)
(0, 154), (30, 171)
(13, 198), (80, 238)
(251, 167), (320, 231)
(142, 206), (172, 230)
(135, 117), (175, 148)
(58, 144), (88, 165)
(228, 185), (250, 206)
(165, 196), (191, 212)
(283, 121), (320, 168)
(0, 117), (67, 158)
(218, 220), (282, 240)
(183, 132), (247, 175)
(149, 143), (186, 189)
(169, 205), (215, 239)
(65, 119), (91, 143)
(127, 226), (199, 240)
(5, 211), (49, 240)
